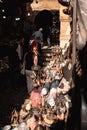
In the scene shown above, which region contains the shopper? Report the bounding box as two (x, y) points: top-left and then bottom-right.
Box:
(32, 28), (43, 47)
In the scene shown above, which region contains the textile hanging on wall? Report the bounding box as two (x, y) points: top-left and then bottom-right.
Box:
(76, 0), (87, 50)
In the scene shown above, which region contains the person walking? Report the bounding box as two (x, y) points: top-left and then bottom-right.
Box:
(24, 46), (34, 94)
(32, 28), (43, 47)
(14, 35), (25, 64)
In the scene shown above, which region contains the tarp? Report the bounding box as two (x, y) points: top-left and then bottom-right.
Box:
(76, 0), (87, 50)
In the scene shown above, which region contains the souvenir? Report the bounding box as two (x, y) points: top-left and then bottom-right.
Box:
(30, 90), (42, 108)
(43, 116), (54, 125)
(57, 113), (65, 121)
(55, 72), (61, 80)
(3, 125), (11, 130)
(26, 103), (31, 111)
(11, 108), (19, 127)
(41, 88), (48, 96)
(19, 108), (28, 120)
(50, 87), (57, 99)
(34, 125), (44, 130)
(18, 122), (29, 130)
(27, 116), (37, 130)
(47, 94), (55, 107)
(57, 77), (70, 94)
(31, 108), (40, 117)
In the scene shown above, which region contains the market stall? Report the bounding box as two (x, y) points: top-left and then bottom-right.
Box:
(3, 45), (72, 130)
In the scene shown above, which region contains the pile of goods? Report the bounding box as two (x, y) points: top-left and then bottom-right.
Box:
(3, 45), (72, 130)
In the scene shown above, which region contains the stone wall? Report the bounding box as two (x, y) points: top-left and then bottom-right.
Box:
(26, 0), (71, 47)
(59, 4), (71, 48)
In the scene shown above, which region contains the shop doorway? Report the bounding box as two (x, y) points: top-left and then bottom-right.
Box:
(34, 9), (53, 42)
(34, 9), (60, 45)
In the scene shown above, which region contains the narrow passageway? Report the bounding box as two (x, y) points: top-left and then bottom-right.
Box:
(0, 44), (74, 130)
(0, 0), (87, 130)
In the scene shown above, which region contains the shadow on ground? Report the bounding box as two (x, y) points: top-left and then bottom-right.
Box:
(0, 71), (28, 127)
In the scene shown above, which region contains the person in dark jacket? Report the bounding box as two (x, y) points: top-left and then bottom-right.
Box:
(24, 46), (34, 94)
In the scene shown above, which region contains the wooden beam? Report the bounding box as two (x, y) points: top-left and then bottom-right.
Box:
(72, 0), (77, 66)
(71, 0), (77, 88)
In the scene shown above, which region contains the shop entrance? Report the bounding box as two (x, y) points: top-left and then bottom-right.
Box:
(34, 9), (60, 44)
(34, 9), (53, 42)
